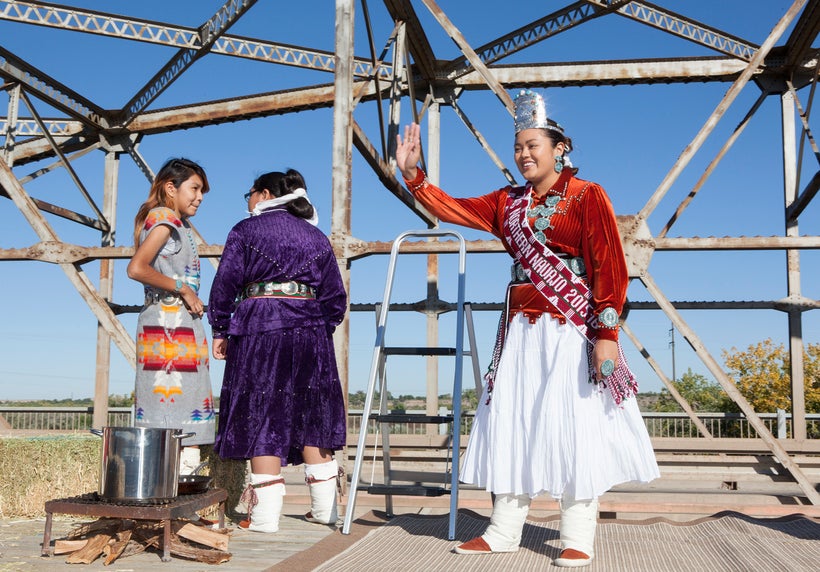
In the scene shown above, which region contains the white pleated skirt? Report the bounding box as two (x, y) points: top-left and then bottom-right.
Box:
(460, 313), (660, 501)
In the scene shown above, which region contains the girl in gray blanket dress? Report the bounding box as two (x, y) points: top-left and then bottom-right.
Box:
(127, 158), (215, 473)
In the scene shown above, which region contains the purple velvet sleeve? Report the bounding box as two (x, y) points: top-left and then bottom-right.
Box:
(316, 248), (347, 327)
(207, 228), (244, 339)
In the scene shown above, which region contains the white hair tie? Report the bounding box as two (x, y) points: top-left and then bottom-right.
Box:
(250, 187), (319, 226)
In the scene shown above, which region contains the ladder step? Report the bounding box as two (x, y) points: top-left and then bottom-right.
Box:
(372, 414), (453, 424)
(387, 469), (451, 484)
(384, 346), (457, 356)
(365, 485), (450, 497)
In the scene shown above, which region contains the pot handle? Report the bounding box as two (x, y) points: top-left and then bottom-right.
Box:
(90, 428), (103, 437)
(173, 431), (197, 440)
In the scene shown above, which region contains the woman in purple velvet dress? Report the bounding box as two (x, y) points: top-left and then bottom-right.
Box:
(207, 169), (347, 533)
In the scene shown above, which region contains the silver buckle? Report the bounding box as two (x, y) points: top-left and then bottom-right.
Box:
(145, 291), (181, 306)
(160, 293), (179, 305)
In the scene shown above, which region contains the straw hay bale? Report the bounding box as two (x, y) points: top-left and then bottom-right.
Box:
(0, 435), (99, 518)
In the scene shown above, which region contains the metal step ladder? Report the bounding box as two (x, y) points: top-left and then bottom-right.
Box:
(342, 229), (482, 540)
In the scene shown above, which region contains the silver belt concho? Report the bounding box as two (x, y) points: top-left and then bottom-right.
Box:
(144, 291), (182, 306)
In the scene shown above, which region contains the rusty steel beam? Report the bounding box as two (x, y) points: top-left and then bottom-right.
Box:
(0, 0), (200, 45)
(93, 149), (118, 429)
(621, 322), (713, 438)
(16, 142), (100, 184)
(441, 0), (768, 79)
(0, 155), (136, 365)
(4, 81), (389, 165)
(421, 0), (514, 114)
(0, 56), (750, 152)
(211, 34), (391, 80)
(780, 88), (808, 440)
(5, 233), (817, 263)
(0, 117), (81, 137)
(0, 132), (95, 166)
(351, 119), (437, 227)
(128, 82), (385, 133)
(783, 0), (820, 68)
(638, 3), (801, 222)
(118, 0), (257, 125)
(342, 237), (504, 260)
(3, 77), (394, 155)
(788, 170), (820, 220)
(383, 0), (438, 83)
(0, 242), (224, 263)
(449, 96), (517, 185)
(0, 242), (133, 263)
(604, 0), (758, 61)
(640, 271), (820, 505)
(18, 89), (109, 230)
(0, 45), (108, 128)
(331, 0), (355, 421)
(0, 191), (104, 230)
(658, 92), (768, 239)
(654, 236), (820, 250)
(628, 299), (820, 311)
(444, 0), (629, 79)
(0, 0), (390, 79)
(456, 57), (749, 88)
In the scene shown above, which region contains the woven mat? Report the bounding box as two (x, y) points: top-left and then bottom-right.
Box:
(267, 509), (820, 572)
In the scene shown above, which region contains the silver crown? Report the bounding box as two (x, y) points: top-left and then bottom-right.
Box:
(513, 89), (564, 135)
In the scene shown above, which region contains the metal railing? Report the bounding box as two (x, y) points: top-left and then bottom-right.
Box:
(0, 406), (132, 432)
(2, 406), (816, 439)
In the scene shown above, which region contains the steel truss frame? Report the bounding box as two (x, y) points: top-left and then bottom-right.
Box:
(0, 0), (818, 504)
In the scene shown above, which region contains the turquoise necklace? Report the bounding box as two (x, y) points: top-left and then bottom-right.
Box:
(526, 194), (561, 243)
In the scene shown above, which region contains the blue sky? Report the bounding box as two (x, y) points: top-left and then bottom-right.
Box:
(1, 1), (817, 401)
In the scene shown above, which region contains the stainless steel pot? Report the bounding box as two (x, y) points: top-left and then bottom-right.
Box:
(91, 427), (195, 501)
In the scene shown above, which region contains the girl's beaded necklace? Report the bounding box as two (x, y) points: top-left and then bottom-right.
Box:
(182, 221), (201, 293)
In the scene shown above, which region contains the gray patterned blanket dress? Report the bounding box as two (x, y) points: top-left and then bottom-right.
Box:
(134, 207), (215, 446)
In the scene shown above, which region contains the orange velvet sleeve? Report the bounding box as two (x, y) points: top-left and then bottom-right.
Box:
(403, 168), (506, 237)
(580, 183), (628, 342)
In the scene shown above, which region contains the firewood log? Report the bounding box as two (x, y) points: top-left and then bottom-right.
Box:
(174, 522), (230, 551)
(65, 533), (112, 564)
(53, 539), (88, 555)
(168, 536), (231, 565)
(102, 529), (133, 565)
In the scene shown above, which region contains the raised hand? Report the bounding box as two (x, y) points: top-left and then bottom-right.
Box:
(395, 123), (422, 181)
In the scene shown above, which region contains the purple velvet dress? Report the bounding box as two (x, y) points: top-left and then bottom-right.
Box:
(207, 207), (347, 465)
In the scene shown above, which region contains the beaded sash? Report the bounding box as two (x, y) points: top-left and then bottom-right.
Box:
(495, 187), (637, 405)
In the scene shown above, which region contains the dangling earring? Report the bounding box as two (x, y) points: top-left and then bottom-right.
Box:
(554, 155), (564, 174)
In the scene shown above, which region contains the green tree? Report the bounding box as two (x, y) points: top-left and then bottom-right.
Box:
(460, 388), (479, 411)
(649, 369), (728, 412)
(108, 393), (134, 407)
(348, 391), (366, 409)
(722, 339), (820, 414)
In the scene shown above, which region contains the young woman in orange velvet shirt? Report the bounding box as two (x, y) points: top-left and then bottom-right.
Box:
(395, 90), (659, 568)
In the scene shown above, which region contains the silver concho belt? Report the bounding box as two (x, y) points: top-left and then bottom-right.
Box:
(238, 280), (316, 301)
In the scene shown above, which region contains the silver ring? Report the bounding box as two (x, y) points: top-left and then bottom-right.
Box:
(600, 359), (615, 377)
